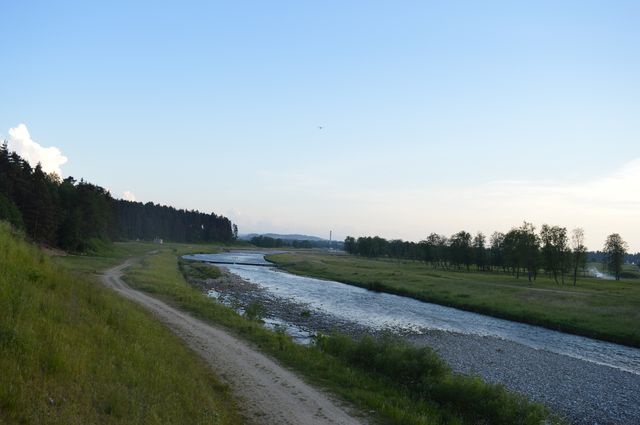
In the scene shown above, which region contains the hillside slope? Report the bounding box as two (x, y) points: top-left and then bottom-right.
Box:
(0, 222), (242, 425)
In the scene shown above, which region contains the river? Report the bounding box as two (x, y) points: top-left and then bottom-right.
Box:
(184, 251), (640, 424)
(185, 251), (640, 375)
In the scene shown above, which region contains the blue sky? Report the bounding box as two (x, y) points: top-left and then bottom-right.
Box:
(2, 1), (639, 250)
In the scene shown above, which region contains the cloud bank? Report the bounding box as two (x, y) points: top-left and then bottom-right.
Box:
(122, 191), (136, 201)
(7, 124), (68, 176)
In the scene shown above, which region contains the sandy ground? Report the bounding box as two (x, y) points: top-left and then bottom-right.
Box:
(100, 261), (366, 425)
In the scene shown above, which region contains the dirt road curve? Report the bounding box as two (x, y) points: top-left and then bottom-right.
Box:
(101, 261), (366, 425)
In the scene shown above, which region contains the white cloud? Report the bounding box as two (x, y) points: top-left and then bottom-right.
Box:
(122, 191), (136, 202)
(7, 124), (68, 176)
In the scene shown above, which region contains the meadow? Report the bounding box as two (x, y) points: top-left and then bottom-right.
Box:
(267, 251), (640, 347)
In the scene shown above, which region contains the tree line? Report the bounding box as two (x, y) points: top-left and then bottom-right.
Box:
(344, 222), (632, 283)
(250, 235), (342, 249)
(587, 251), (639, 266)
(0, 143), (236, 251)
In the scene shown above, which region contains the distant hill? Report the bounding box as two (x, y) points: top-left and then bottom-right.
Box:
(239, 233), (328, 242)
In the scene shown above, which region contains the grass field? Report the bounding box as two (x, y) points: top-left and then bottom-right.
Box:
(3, 230), (560, 425)
(54, 240), (217, 276)
(587, 261), (640, 280)
(120, 245), (558, 425)
(0, 224), (243, 425)
(267, 251), (640, 348)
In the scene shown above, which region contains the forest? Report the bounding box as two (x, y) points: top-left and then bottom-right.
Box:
(344, 223), (634, 282)
(0, 142), (236, 252)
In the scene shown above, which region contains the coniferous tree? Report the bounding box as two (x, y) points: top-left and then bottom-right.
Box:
(0, 148), (236, 250)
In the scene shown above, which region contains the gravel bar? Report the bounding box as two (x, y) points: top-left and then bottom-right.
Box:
(407, 332), (640, 425)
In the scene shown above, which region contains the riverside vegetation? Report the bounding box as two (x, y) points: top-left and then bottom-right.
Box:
(2, 222), (559, 424)
(122, 245), (559, 424)
(0, 222), (243, 425)
(267, 251), (640, 348)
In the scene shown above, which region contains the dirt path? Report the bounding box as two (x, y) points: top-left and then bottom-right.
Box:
(100, 261), (366, 425)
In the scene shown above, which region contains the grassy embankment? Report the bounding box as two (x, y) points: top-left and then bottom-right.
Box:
(267, 252), (640, 347)
(122, 245), (559, 425)
(0, 223), (243, 425)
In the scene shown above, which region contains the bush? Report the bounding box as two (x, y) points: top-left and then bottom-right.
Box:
(316, 333), (551, 425)
(318, 334), (449, 389)
(432, 375), (548, 425)
(367, 280), (385, 291)
(180, 260), (222, 280)
(244, 301), (266, 321)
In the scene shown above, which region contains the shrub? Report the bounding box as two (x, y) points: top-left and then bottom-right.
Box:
(316, 333), (551, 425)
(318, 334), (449, 389)
(244, 301), (266, 321)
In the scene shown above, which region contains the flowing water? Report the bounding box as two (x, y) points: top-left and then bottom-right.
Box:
(184, 252), (640, 375)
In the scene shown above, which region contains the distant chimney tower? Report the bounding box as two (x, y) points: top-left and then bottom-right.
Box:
(329, 230), (332, 247)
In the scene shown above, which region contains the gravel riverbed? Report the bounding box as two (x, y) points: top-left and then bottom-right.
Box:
(191, 268), (640, 425)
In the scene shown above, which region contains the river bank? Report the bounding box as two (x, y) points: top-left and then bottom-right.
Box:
(190, 264), (640, 425)
(137, 248), (555, 425)
(266, 252), (640, 348)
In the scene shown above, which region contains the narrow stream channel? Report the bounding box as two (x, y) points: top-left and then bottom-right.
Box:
(184, 252), (640, 376)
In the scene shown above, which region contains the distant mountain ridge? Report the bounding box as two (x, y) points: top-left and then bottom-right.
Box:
(239, 233), (328, 242)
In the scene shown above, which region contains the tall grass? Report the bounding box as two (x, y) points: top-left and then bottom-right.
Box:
(178, 259), (222, 280)
(0, 222), (243, 425)
(318, 334), (549, 425)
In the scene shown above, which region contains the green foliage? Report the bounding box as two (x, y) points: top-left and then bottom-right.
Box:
(621, 270), (640, 279)
(317, 333), (449, 390)
(344, 221), (619, 286)
(540, 224), (569, 284)
(603, 233), (629, 281)
(250, 235), (332, 249)
(243, 301), (266, 321)
(0, 145), (235, 252)
(115, 200), (234, 244)
(0, 222), (242, 424)
(431, 375), (548, 425)
(179, 260), (223, 280)
(317, 334), (548, 425)
(0, 193), (24, 229)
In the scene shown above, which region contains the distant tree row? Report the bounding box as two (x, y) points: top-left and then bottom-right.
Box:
(0, 143), (235, 251)
(250, 235), (341, 249)
(344, 222), (632, 283)
(115, 200), (235, 245)
(587, 251), (639, 266)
